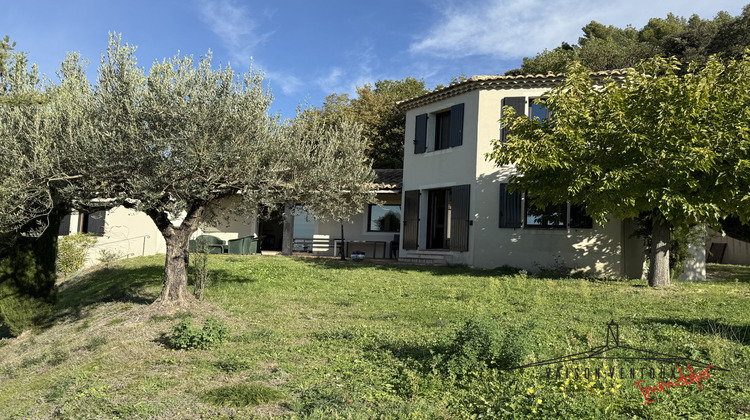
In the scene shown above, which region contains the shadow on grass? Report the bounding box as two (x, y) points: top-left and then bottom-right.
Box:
(291, 256), (524, 279)
(208, 268), (260, 285)
(52, 263), (163, 321)
(641, 318), (750, 346)
(706, 263), (750, 283)
(378, 340), (452, 373)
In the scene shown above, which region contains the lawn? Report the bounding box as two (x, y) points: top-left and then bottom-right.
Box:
(0, 257), (748, 419)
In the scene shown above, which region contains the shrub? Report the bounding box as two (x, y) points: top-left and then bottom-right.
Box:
(169, 316), (229, 350)
(56, 233), (97, 275)
(98, 248), (124, 268)
(438, 316), (527, 377)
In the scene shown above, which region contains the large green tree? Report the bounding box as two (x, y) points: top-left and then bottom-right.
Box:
(507, 6), (747, 75)
(87, 36), (374, 304)
(313, 77), (429, 168)
(488, 54), (750, 287)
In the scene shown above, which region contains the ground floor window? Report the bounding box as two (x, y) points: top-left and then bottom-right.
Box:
(499, 183), (593, 229)
(59, 211), (106, 236)
(368, 204), (401, 232)
(525, 197), (567, 229)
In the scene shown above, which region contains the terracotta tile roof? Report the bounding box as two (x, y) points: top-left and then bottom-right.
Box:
(373, 169), (402, 191)
(397, 69), (628, 111)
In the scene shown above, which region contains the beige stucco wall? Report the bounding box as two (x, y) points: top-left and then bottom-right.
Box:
(313, 193), (401, 258)
(65, 193), (398, 265)
(65, 207), (166, 267)
(401, 86), (649, 277)
(706, 228), (750, 266)
(197, 196), (258, 242)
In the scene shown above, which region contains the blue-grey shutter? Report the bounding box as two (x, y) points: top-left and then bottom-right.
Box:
(449, 103), (464, 147)
(87, 210), (106, 237)
(58, 214), (71, 236)
(414, 113), (428, 154)
(403, 190), (420, 250)
(450, 184), (470, 252)
(499, 183), (522, 228)
(501, 97), (526, 142)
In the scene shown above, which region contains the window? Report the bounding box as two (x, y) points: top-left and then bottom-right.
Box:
(368, 204), (401, 232)
(569, 204), (593, 229)
(529, 100), (551, 122)
(77, 211), (106, 236)
(501, 97), (551, 142)
(524, 195), (567, 229)
(414, 103), (464, 154)
(498, 184), (594, 230)
(435, 110), (451, 150)
(294, 205), (314, 238)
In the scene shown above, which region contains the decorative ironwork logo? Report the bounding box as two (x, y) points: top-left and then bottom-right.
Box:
(503, 320), (728, 404)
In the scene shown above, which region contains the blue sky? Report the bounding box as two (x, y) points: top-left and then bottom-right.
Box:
(2, 0), (745, 117)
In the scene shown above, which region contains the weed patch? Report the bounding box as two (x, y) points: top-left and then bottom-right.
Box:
(168, 316), (229, 350)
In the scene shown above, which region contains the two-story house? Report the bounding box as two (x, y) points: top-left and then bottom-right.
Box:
(396, 72), (653, 278)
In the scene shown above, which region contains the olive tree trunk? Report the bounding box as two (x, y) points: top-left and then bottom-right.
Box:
(648, 211), (671, 287)
(281, 200), (295, 256)
(147, 203), (204, 305)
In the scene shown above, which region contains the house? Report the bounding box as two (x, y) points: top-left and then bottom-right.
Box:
(59, 208), (168, 264)
(195, 169), (402, 258)
(59, 169), (403, 265)
(395, 72), (700, 279)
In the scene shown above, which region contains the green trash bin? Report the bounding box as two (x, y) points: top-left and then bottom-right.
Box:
(249, 237), (260, 254)
(228, 236), (260, 255)
(193, 235), (227, 254)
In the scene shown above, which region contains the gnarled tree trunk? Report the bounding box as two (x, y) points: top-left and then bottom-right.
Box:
(648, 211), (671, 287)
(147, 203), (204, 305)
(281, 199), (294, 256)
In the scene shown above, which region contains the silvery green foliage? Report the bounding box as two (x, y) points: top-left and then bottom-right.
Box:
(90, 34), (374, 227)
(0, 45), (93, 235)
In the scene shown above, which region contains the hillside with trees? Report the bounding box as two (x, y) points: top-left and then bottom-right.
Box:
(506, 4), (750, 75)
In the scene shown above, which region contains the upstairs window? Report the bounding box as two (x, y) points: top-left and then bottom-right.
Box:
(529, 100), (551, 122)
(414, 103), (464, 154)
(435, 110), (451, 150)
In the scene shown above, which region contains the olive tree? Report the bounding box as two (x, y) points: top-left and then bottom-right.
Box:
(0, 39), (95, 334)
(90, 36), (374, 304)
(488, 54), (750, 287)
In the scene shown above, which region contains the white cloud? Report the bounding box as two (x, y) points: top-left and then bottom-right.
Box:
(265, 70), (304, 96)
(198, 0), (272, 68)
(313, 42), (376, 98)
(410, 0), (744, 59)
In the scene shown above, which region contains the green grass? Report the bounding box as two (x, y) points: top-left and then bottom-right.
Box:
(0, 255), (748, 418)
